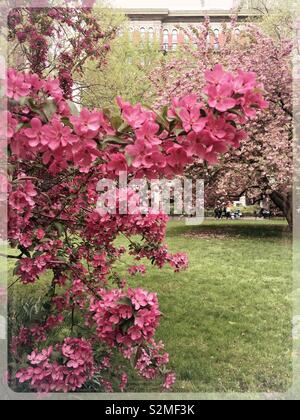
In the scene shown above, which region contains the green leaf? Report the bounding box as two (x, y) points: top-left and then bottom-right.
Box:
(53, 222), (64, 237)
(111, 115), (123, 130)
(67, 100), (80, 116)
(174, 128), (186, 137)
(61, 117), (74, 128)
(18, 245), (31, 258)
(103, 136), (129, 146)
(102, 107), (112, 118)
(13, 264), (20, 277)
(125, 152), (134, 167)
(161, 105), (169, 120)
(43, 100), (57, 121)
(117, 122), (131, 134)
(120, 319), (133, 334)
(118, 297), (132, 306)
(19, 97), (29, 107)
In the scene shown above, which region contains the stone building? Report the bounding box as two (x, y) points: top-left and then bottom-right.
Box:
(111, 0), (258, 51)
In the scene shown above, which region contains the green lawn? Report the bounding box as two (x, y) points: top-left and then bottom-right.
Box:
(3, 219), (293, 393)
(124, 220), (293, 393)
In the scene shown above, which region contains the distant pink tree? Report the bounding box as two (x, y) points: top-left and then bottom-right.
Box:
(152, 20), (293, 226)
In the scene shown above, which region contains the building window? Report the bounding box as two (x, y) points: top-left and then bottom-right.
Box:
(172, 29), (178, 51)
(163, 29), (169, 52)
(214, 29), (220, 50)
(148, 27), (154, 43)
(184, 34), (189, 44)
(140, 27), (146, 43)
(129, 27), (134, 41)
(206, 33), (210, 48)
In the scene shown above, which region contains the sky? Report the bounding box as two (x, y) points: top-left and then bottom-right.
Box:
(109, 0), (236, 10)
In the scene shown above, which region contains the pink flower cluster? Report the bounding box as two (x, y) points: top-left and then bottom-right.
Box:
(9, 180), (37, 214)
(85, 206), (169, 249)
(128, 265), (146, 276)
(119, 372), (128, 392)
(204, 65), (268, 116)
(16, 251), (57, 284)
(115, 64), (268, 171)
(90, 288), (160, 349)
(163, 373), (177, 390)
(135, 341), (169, 379)
(16, 338), (95, 393)
(11, 315), (64, 355)
(7, 66), (266, 178)
(8, 6), (113, 97)
(168, 253), (189, 272)
(7, 69), (31, 101)
(6, 71), (107, 174)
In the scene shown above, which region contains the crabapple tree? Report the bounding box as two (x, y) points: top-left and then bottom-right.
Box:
(6, 1), (120, 100)
(1, 61), (266, 392)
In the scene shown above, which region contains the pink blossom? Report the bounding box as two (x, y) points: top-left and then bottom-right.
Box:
(119, 373), (128, 392)
(70, 108), (102, 138)
(204, 64), (232, 85)
(7, 68), (31, 101)
(24, 118), (44, 147)
(16, 338), (95, 393)
(117, 98), (152, 129)
(71, 138), (100, 173)
(163, 372), (176, 390)
(42, 119), (78, 151)
(36, 229), (45, 240)
(135, 120), (161, 146)
(128, 326), (142, 341)
(233, 70), (257, 94)
(7, 112), (18, 139)
(28, 347), (53, 365)
(43, 79), (63, 101)
(107, 153), (128, 174)
(207, 84), (237, 112)
(166, 145), (191, 172)
(128, 265), (146, 276)
(9, 180), (37, 213)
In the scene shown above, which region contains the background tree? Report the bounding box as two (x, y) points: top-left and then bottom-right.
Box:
(238, 0), (293, 40)
(80, 23), (163, 110)
(7, 1), (121, 99)
(151, 19), (293, 226)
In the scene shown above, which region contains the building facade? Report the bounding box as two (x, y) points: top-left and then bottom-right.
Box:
(112, 0), (258, 51)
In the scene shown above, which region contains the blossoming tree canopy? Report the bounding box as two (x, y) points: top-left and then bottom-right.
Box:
(152, 22), (292, 225)
(7, 3), (119, 99)
(4, 64), (266, 393)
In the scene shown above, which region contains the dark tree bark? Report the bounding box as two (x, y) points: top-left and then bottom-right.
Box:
(270, 190), (293, 229)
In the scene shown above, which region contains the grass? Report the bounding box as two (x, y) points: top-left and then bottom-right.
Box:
(122, 219), (293, 393)
(2, 219), (293, 394)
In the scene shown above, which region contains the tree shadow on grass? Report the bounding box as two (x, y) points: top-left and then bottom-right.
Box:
(167, 220), (292, 240)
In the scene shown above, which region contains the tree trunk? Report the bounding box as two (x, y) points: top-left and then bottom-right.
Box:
(270, 190), (293, 230)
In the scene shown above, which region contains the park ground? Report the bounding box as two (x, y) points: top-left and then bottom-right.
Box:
(3, 219), (293, 393)
(122, 219), (293, 393)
